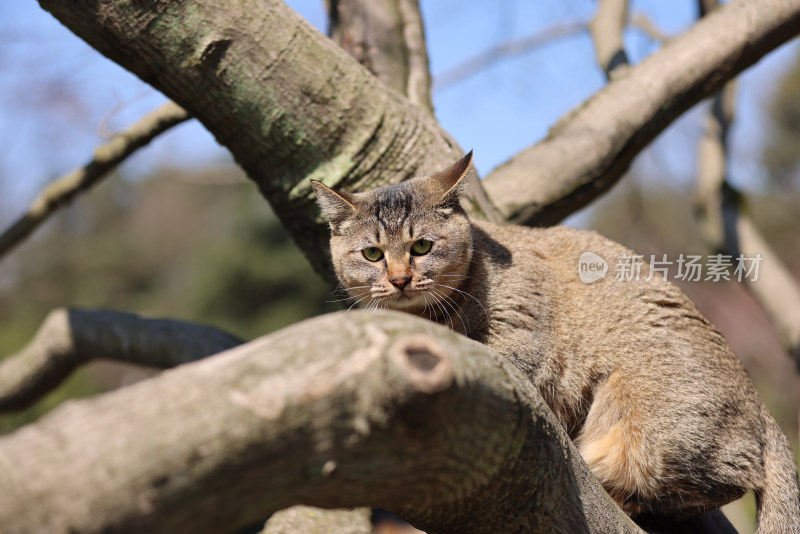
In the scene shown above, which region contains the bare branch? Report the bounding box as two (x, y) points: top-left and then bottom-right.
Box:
(694, 87), (800, 363)
(0, 308), (242, 412)
(629, 12), (670, 44)
(589, 0), (630, 79)
(693, 83), (735, 251)
(432, 22), (587, 92)
(0, 101), (189, 261)
(483, 0), (800, 226)
(0, 310), (645, 534)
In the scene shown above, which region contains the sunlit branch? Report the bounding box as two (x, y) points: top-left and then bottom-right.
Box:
(0, 101), (189, 262)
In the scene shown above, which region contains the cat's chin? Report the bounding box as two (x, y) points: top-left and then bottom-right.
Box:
(385, 292), (425, 312)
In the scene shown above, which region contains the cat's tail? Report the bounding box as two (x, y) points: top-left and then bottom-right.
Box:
(755, 408), (800, 534)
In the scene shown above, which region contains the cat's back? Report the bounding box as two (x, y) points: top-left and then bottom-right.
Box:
(472, 219), (720, 348)
(469, 220), (759, 423)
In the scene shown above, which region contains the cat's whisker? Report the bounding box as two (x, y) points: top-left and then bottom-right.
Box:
(347, 293), (373, 311)
(431, 287), (469, 335)
(420, 292), (436, 321)
(432, 282), (489, 320)
(328, 284), (377, 303)
(427, 289), (454, 331)
(327, 292), (368, 303)
(332, 284), (374, 294)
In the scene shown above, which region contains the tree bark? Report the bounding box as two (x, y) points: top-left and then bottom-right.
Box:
(326, 0), (434, 114)
(0, 310), (643, 534)
(323, 0), (494, 231)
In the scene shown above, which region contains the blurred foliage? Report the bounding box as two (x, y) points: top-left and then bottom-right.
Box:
(764, 51), (800, 186)
(0, 164), (338, 433)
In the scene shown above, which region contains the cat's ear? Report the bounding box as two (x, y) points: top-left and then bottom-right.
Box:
(427, 150), (473, 205)
(310, 180), (357, 225)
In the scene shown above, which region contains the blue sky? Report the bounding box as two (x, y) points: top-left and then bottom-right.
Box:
(0, 0), (797, 225)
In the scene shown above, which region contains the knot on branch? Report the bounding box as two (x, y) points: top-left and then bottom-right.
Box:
(200, 38), (233, 72)
(388, 334), (453, 395)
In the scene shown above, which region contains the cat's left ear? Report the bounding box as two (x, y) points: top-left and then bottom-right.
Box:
(310, 180), (357, 225)
(427, 150), (473, 205)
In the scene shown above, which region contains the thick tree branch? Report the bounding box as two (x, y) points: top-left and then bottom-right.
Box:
(37, 0), (499, 284)
(0, 308), (242, 412)
(0, 101), (189, 261)
(0, 310), (646, 534)
(483, 0), (800, 226)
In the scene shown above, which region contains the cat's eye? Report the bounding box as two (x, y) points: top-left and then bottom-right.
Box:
(410, 239), (433, 256)
(362, 247), (384, 262)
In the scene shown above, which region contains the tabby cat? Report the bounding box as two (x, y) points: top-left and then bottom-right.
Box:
(311, 152), (800, 532)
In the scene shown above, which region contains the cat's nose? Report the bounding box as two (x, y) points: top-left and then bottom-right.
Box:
(390, 276), (411, 290)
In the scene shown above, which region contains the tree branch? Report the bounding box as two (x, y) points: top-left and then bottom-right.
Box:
(326, 0), (434, 114)
(0, 308), (242, 412)
(0, 101), (189, 262)
(629, 12), (669, 44)
(589, 0), (630, 79)
(482, 0), (800, 226)
(261, 505), (372, 534)
(0, 310), (645, 534)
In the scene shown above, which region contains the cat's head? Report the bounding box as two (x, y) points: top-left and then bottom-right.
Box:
(311, 151), (474, 314)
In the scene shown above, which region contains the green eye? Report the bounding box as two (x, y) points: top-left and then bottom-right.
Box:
(410, 239), (433, 256)
(362, 247), (384, 262)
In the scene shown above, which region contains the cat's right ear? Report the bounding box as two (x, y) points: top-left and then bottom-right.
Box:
(427, 150), (473, 205)
(310, 180), (357, 227)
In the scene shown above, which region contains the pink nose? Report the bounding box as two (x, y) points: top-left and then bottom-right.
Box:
(391, 276), (411, 290)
